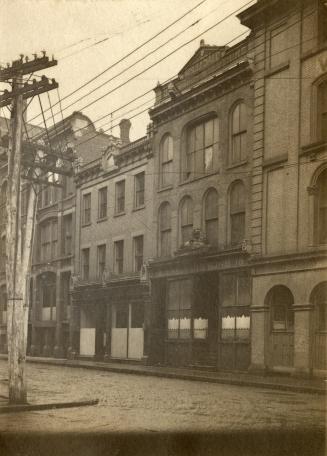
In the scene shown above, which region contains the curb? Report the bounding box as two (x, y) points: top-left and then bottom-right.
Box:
(21, 356), (327, 395)
(0, 398), (99, 414)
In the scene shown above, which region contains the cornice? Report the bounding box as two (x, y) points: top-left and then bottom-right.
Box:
(150, 62), (252, 127)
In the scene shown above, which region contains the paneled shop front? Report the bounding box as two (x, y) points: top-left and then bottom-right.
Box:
(111, 302), (144, 360)
(164, 271), (251, 371)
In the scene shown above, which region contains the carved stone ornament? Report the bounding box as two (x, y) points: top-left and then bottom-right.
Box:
(176, 229), (209, 255)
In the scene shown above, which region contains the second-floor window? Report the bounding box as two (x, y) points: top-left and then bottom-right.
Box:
(133, 235), (144, 272)
(185, 117), (217, 180)
(115, 181), (125, 214)
(98, 187), (107, 219)
(230, 102), (247, 165)
(97, 244), (106, 279)
(180, 197), (193, 245)
(114, 240), (124, 274)
(316, 168), (327, 244)
(160, 134), (173, 187)
(230, 181), (246, 246)
(62, 214), (72, 256)
(135, 172), (145, 208)
(81, 248), (90, 280)
(40, 219), (57, 262)
(82, 193), (91, 225)
(159, 202), (171, 257)
(204, 188), (218, 246)
(318, 80), (327, 141)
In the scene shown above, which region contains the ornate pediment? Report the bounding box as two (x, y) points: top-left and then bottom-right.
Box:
(178, 40), (229, 80)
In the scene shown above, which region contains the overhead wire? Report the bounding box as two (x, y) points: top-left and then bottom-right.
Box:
(28, 0), (212, 123)
(27, 3), (308, 143)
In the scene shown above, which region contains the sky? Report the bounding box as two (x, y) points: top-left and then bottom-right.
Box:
(0, 0), (252, 141)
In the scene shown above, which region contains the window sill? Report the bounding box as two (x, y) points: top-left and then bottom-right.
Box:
(82, 222), (92, 228)
(62, 194), (74, 202)
(114, 211), (126, 218)
(226, 160), (248, 171)
(97, 217), (108, 223)
(179, 170), (219, 187)
(133, 205), (145, 212)
(157, 185), (173, 193)
(262, 154), (288, 169)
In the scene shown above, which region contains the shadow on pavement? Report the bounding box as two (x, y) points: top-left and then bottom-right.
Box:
(0, 429), (325, 456)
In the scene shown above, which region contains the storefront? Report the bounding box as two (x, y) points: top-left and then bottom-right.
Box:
(148, 248), (251, 371)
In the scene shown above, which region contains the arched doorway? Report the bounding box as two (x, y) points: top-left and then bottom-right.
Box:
(266, 286), (294, 368)
(310, 282), (327, 371)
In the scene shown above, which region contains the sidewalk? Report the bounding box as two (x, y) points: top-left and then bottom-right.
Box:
(0, 354), (325, 395)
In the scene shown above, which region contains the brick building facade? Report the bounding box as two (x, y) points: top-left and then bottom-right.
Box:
(71, 120), (154, 362)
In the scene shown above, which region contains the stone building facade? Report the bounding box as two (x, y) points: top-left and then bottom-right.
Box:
(238, 0), (327, 376)
(147, 38), (255, 370)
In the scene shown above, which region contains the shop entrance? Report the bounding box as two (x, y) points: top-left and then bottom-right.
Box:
(111, 303), (144, 360)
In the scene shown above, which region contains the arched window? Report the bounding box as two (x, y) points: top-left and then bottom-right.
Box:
(317, 80), (327, 141)
(0, 181), (7, 231)
(316, 168), (327, 244)
(160, 135), (173, 188)
(230, 102), (247, 165)
(204, 188), (218, 246)
(180, 197), (193, 245)
(230, 181), (245, 245)
(159, 202), (171, 257)
(183, 117), (218, 181)
(266, 286), (294, 332)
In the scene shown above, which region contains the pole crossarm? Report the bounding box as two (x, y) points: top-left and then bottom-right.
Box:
(0, 53), (57, 82)
(0, 78), (58, 108)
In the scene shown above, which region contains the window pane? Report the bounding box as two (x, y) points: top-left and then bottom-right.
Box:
(205, 219), (218, 246)
(205, 189), (218, 220)
(204, 119), (214, 147)
(232, 104), (240, 134)
(204, 146), (213, 172)
(162, 161), (172, 187)
(231, 213), (245, 245)
(135, 173), (145, 207)
(116, 181), (125, 213)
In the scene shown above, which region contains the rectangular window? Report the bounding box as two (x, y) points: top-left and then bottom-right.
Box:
(97, 244), (106, 279)
(167, 279), (192, 339)
(114, 240), (124, 274)
(40, 220), (57, 262)
(81, 248), (90, 280)
(115, 181), (125, 214)
(82, 193), (91, 225)
(62, 214), (72, 256)
(98, 187), (107, 219)
(51, 220), (58, 258)
(133, 235), (144, 272)
(135, 172), (145, 208)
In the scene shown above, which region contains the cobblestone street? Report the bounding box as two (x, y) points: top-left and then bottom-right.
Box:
(0, 360), (325, 435)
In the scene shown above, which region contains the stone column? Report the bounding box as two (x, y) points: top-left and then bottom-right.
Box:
(68, 294), (80, 359)
(249, 306), (269, 373)
(54, 272), (64, 358)
(104, 302), (111, 361)
(30, 276), (40, 356)
(293, 304), (312, 377)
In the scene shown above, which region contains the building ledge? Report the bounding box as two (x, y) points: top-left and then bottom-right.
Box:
(300, 140), (327, 157)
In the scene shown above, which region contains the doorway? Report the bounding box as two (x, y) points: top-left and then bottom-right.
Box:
(111, 302), (144, 360)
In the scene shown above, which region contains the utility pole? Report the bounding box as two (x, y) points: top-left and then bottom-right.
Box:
(0, 52), (66, 404)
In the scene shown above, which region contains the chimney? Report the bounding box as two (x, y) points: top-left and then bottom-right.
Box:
(119, 118), (131, 145)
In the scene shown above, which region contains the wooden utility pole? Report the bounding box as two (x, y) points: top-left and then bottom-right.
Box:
(0, 53), (63, 404)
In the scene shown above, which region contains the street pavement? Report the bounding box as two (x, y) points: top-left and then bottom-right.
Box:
(0, 360), (325, 455)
